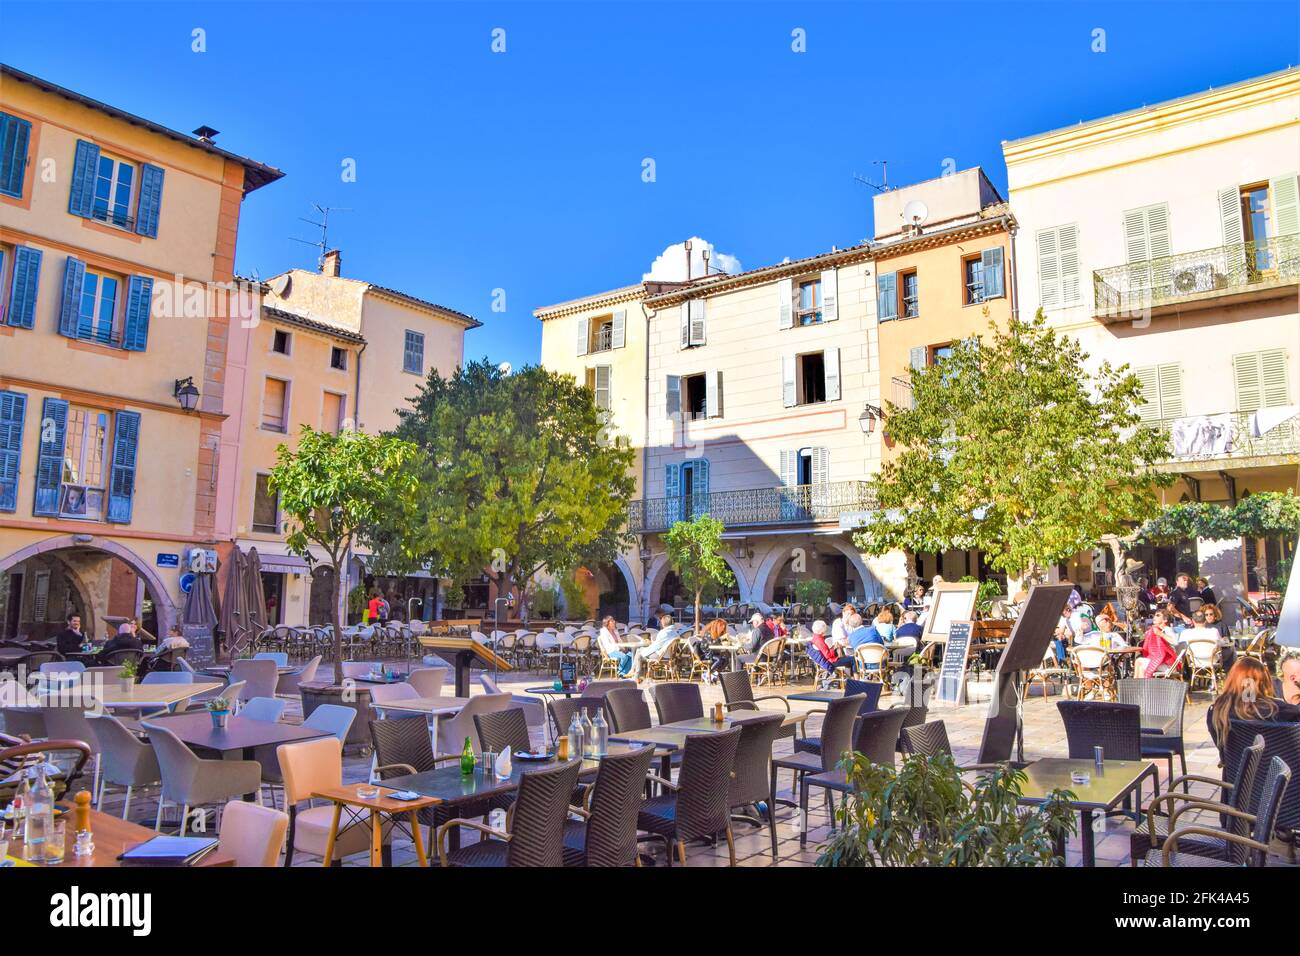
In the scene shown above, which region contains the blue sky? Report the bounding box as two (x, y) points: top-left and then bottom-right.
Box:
(3, 2), (1297, 366)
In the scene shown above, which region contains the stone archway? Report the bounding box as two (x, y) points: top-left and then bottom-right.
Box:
(751, 536), (882, 604)
(642, 548), (749, 620)
(0, 535), (179, 638)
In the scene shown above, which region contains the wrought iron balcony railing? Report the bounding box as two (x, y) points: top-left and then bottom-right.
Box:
(1146, 409), (1300, 469)
(1093, 234), (1300, 319)
(628, 480), (877, 533)
(590, 326), (614, 352)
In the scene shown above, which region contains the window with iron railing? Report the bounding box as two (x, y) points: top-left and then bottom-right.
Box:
(590, 323), (614, 353)
(77, 270), (122, 347)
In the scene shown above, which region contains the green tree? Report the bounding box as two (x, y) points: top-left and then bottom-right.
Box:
(854, 311), (1172, 585)
(663, 514), (735, 632)
(269, 427), (422, 684)
(385, 359), (637, 616)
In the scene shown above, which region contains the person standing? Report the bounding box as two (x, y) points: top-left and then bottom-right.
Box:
(54, 613), (86, 656)
(1166, 573), (1196, 632)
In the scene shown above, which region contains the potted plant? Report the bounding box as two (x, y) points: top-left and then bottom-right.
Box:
(206, 696), (232, 730)
(117, 657), (138, 693)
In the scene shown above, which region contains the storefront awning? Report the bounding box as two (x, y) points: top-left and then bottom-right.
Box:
(256, 553), (311, 574)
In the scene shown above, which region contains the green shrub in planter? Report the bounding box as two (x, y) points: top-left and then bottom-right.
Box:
(795, 578), (833, 609)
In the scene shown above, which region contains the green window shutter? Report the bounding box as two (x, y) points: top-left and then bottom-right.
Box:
(1219, 185), (1244, 245)
(876, 272), (897, 321)
(1036, 228), (1060, 307)
(664, 463), (682, 523)
(0, 389), (27, 512)
(1233, 352), (1263, 412)
(1260, 348), (1289, 408)
(7, 246), (42, 329)
(33, 397), (68, 517)
(1156, 364), (1183, 420)
(1134, 366), (1159, 422)
(1271, 174), (1300, 237)
(0, 111), (32, 199)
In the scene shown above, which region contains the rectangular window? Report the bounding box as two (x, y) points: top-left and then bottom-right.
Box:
(963, 256), (985, 305)
(322, 391), (345, 434)
(900, 271), (919, 318)
(262, 377), (288, 432)
(330, 346), (347, 370)
(403, 330), (424, 374)
(796, 278), (823, 325)
(272, 329), (291, 354)
(590, 319), (614, 353)
(77, 270), (121, 346)
(683, 373), (707, 420)
(1241, 184), (1274, 271)
(1233, 349), (1290, 413)
(798, 352), (826, 405)
(252, 473), (279, 534)
(60, 406), (109, 520)
(92, 153), (137, 229)
(585, 366), (612, 410)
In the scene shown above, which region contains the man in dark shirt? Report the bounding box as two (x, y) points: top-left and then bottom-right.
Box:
(97, 621), (143, 664)
(1167, 572), (1196, 630)
(54, 613), (86, 656)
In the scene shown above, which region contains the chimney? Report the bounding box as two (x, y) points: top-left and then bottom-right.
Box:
(321, 249), (342, 277)
(192, 125), (219, 144)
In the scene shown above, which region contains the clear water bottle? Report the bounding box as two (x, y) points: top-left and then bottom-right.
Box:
(580, 708), (596, 758)
(24, 766), (54, 862)
(591, 708), (609, 757)
(567, 710), (585, 762)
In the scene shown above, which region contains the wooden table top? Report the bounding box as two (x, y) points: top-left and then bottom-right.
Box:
(6, 808), (232, 867)
(35, 680), (223, 710)
(1017, 758), (1156, 810)
(311, 782), (440, 813)
(141, 712), (332, 753)
(368, 695), (471, 716)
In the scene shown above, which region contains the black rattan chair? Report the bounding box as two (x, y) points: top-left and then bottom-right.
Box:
(719, 670), (805, 746)
(728, 712), (784, 859)
(1225, 720), (1300, 856)
(901, 719), (1005, 773)
(474, 707), (532, 756)
(21, 651), (64, 669)
(772, 694), (863, 841)
(562, 744), (656, 866)
(604, 687), (651, 734)
(437, 759), (584, 867)
(652, 682), (703, 725)
(548, 696), (606, 742)
(1057, 700), (1147, 817)
(638, 726), (742, 866)
(1117, 677), (1188, 789)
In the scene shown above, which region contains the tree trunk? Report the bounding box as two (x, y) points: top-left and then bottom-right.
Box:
(332, 558), (346, 686)
(693, 590), (702, 634)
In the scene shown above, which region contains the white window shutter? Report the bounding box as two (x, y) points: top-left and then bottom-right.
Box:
(705, 369), (721, 418)
(1271, 175), (1300, 237)
(680, 303), (690, 348)
(576, 316), (589, 356)
(610, 309), (626, 349)
(1123, 209), (1148, 264)
(666, 375), (681, 415)
(1147, 204), (1171, 260)
(823, 347), (840, 401)
(909, 346), (927, 371)
(689, 299), (706, 346)
(811, 447), (829, 486)
(1058, 224), (1080, 304)
(821, 269), (838, 322)
(777, 277), (794, 330)
(779, 450), (797, 488)
(782, 355), (796, 408)
(1261, 348), (1289, 408)
(1156, 364), (1183, 420)
(1233, 353), (1262, 412)
(1036, 228), (1061, 308)
(595, 365), (611, 410)
(1134, 365), (1159, 422)
(1219, 185), (1244, 245)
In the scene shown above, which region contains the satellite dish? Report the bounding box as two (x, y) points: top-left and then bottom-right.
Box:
(498, 361), (513, 376)
(271, 274), (291, 297)
(902, 199), (929, 225)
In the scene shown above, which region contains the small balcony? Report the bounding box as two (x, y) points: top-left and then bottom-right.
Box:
(589, 326), (614, 353)
(1093, 234), (1300, 322)
(628, 480), (877, 534)
(1147, 409), (1300, 473)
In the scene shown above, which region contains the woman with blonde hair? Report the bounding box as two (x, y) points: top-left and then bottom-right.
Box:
(1207, 658), (1300, 758)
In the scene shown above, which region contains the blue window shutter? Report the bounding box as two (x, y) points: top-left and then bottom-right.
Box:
(877, 272), (897, 321)
(664, 463), (682, 524)
(68, 140), (100, 217)
(123, 276), (153, 351)
(981, 247), (1005, 298)
(0, 111), (32, 198)
(135, 163), (164, 237)
(33, 397), (68, 517)
(59, 256), (86, 338)
(0, 389), (27, 512)
(7, 246), (43, 329)
(106, 411), (141, 523)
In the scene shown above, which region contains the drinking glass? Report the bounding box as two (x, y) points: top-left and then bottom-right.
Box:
(44, 820), (67, 864)
(0, 820), (10, 862)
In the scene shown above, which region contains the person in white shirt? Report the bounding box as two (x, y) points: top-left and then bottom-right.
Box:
(597, 615), (633, 677)
(631, 613), (678, 681)
(830, 603), (856, 653)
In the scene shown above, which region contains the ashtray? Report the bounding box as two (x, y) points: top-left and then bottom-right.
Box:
(356, 785), (380, 800)
(1069, 771), (1091, 786)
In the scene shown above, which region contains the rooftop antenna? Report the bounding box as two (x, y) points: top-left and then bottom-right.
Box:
(853, 160), (891, 193)
(290, 204), (351, 268)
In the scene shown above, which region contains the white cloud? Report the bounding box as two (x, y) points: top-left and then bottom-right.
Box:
(643, 237), (742, 282)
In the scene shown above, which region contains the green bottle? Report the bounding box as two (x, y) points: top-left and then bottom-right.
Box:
(460, 736), (477, 776)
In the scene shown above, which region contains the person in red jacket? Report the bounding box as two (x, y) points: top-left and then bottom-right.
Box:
(1139, 610), (1178, 677)
(810, 620), (854, 676)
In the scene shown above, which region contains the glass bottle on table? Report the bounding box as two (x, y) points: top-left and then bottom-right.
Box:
(567, 711), (585, 762)
(580, 708), (596, 758)
(459, 736), (476, 776)
(591, 708), (609, 757)
(24, 766), (54, 863)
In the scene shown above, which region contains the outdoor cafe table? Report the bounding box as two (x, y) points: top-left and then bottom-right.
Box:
(787, 689), (843, 704)
(201, 663), (296, 677)
(611, 713), (806, 778)
(34, 680), (223, 712)
(5, 807), (234, 868)
(1016, 757), (1159, 867)
(313, 782), (440, 867)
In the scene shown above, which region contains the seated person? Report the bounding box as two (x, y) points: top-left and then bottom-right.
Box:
(630, 613), (679, 682)
(1280, 653), (1300, 707)
(902, 584), (926, 613)
(871, 609), (896, 641)
(1138, 610), (1178, 677)
(54, 612), (87, 656)
(1195, 576), (1218, 608)
(157, 624), (191, 653)
(97, 621), (143, 665)
(597, 615), (633, 677)
(895, 610), (923, 641)
(846, 613), (887, 671)
(1208, 658), (1300, 760)
(1094, 613), (1127, 646)
(1074, 617), (1105, 648)
(808, 620), (854, 676)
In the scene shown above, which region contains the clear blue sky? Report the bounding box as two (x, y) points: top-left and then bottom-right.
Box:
(4, 2), (1297, 367)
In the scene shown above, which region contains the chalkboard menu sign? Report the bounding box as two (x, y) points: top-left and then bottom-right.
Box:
(559, 660), (577, 690)
(935, 620), (973, 706)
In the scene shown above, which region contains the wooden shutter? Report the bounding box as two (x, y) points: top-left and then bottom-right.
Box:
(106, 411), (141, 523)
(594, 365), (611, 410)
(689, 299), (706, 346)
(1260, 348), (1290, 408)
(1037, 228), (1060, 307)
(135, 163), (165, 238)
(67, 140), (100, 218)
(1134, 366), (1160, 422)
(33, 397), (68, 517)
(909, 346), (927, 371)
(980, 247), (1004, 299)
(690, 458), (710, 513)
(782, 354), (796, 408)
(0, 389), (26, 512)
(779, 450), (797, 488)
(1058, 224), (1080, 305)
(1156, 364), (1184, 420)
(576, 316), (589, 356)
(665, 375), (681, 416)
(1271, 175), (1300, 237)
(610, 309), (626, 349)
(705, 370), (721, 418)
(821, 269), (839, 322)
(0, 111), (31, 199)
(811, 447), (829, 485)
(1219, 185), (1245, 245)
(7, 246), (42, 329)
(1233, 353), (1263, 412)
(1123, 208), (1149, 263)
(877, 272), (897, 321)
(777, 277), (794, 329)
(823, 347), (841, 401)
(679, 302), (690, 348)
(59, 256), (86, 338)
(664, 463), (682, 523)
(123, 276), (153, 351)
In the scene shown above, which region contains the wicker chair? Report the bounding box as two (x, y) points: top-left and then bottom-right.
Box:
(437, 759), (583, 866)
(1116, 678), (1188, 789)
(548, 697), (606, 742)
(901, 719), (1005, 773)
(1057, 700), (1147, 815)
(637, 726), (743, 866)
(853, 643), (890, 683)
(562, 744), (657, 866)
(474, 707), (532, 756)
(1130, 733), (1265, 866)
(771, 694), (863, 832)
(726, 711), (784, 859)
(652, 682), (703, 725)
(1142, 756), (1291, 867)
(0, 734), (92, 804)
(1182, 639), (1221, 692)
(645, 638), (682, 682)
(744, 638), (785, 687)
(719, 670), (806, 746)
(603, 688), (652, 735)
(1069, 645), (1115, 701)
(1225, 720), (1300, 856)
(793, 681), (881, 758)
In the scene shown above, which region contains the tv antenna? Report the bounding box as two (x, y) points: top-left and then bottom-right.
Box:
(290, 204), (351, 267)
(853, 160), (891, 193)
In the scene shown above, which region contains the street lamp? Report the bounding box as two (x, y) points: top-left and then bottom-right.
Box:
(173, 377), (200, 413)
(858, 403), (884, 435)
